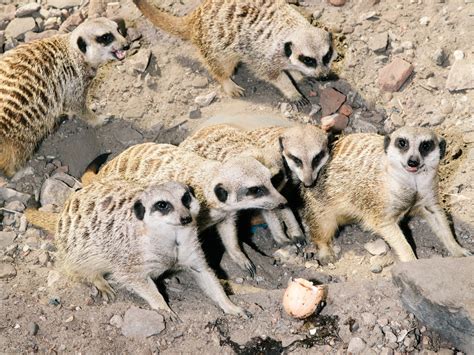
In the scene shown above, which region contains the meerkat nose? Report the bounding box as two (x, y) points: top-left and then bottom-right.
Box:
(407, 157), (420, 167)
(180, 216), (193, 225)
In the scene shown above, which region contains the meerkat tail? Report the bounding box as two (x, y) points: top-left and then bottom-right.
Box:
(24, 209), (58, 233)
(81, 152), (111, 186)
(132, 0), (191, 40)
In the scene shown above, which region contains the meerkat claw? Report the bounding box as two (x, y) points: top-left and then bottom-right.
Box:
(245, 260), (256, 278)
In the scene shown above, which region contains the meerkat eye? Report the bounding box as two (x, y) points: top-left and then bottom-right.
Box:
(312, 151), (326, 169)
(298, 55), (317, 68)
(96, 32), (115, 45)
(152, 200), (172, 214)
(181, 192), (192, 209)
(419, 140), (435, 156)
(396, 138), (409, 150)
(246, 186), (268, 197)
(288, 154), (303, 167)
(323, 46), (333, 65)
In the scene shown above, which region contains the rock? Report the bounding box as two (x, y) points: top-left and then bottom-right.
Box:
(380, 347), (394, 355)
(319, 87), (346, 116)
(188, 106), (202, 119)
(364, 239), (389, 256)
(432, 48), (447, 66)
(110, 314), (123, 328)
(361, 312), (377, 326)
(370, 264), (383, 273)
(0, 263), (17, 279)
(11, 166), (34, 181)
(392, 257), (474, 353)
(453, 50), (464, 61)
(24, 29), (58, 42)
(16, 3), (41, 18)
(121, 307), (165, 337)
(47, 270), (62, 287)
(5, 17), (37, 39)
(194, 91), (216, 107)
(378, 58), (414, 92)
(384, 329), (397, 344)
(338, 104), (353, 117)
(0, 231), (16, 250)
(419, 16), (429, 26)
(128, 49), (151, 74)
(347, 337), (366, 354)
(28, 322), (39, 336)
(446, 60), (474, 91)
(401, 41), (414, 50)
(321, 113), (349, 132)
(5, 200), (25, 212)
(47, 0), (82, 9)
(40, 175), (78, 207)
(368, 32), (388, 53)
(58, 11), (84, 32)
(0, 187), (31, 204)
(328, 0), (346, 6)
(191, 76), (208, 88)
(312, 9), (324, 20)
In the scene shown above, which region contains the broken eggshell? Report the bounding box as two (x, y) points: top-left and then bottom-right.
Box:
(283, 278), (328, 319)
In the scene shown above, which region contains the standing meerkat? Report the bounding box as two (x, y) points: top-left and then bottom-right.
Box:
(82, 143), (288, 276)
(52, 179), (247, 319)
(180, 123), (329, 245)
(300, 126), (472, 264)
(133, 0), (334, 107)
(0, 18), (128, 177)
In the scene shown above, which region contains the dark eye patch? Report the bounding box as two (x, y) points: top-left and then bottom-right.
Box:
(271, 170), (285, 189)
(419, 140), (435, 157)
(151, 200), (173, 215)
(323, 46), (333, 65)
(96, 32), (115, 46)
(395, 137), (409, 151)
(312, 151), (326, 169)
(181, 191), (192, 209)
(298, 55), (317, 68)
(246, 186), (268, 198)
(288, 153), (302, 167)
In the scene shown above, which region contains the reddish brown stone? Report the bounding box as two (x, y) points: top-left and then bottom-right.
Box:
(320, 88), (346, 116)
(378, 58), (414, 92)
(321, 113), (349, 132)
(338, 104), (353, 117)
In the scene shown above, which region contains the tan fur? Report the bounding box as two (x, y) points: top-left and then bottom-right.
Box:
(54, 178), (246, 318)
(0, 18), (128, 177)
(83, 142), (287, 275)
(301, 127), (472, 264)
(24, 208), (58, 233)
(133, 0), (333, 105)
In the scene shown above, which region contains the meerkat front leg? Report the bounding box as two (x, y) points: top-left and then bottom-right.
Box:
(288, 70), (305, 83)
(420, 204), (472, 257)
(373, 223), (417, 262)
(276, 208), (306, 245)
(90, 273), (116, 301)
(307, 215), (339, 265)
(201, 53), (244, 97)
(273, 71), (309, 110)
(216, 216), (256, 277)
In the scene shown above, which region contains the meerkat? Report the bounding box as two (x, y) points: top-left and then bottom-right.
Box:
(51, 178), (248, 319)
(180, 123), (329, 245)
(0, 18), (128, 177)
(133, 0), (334, 107)
(300, 126), (472, 265)
(81, 143), (288, 276)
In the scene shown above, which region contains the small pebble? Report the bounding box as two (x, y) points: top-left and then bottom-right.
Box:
(28, 322), (39, 336)
(453, 50), (464, 61)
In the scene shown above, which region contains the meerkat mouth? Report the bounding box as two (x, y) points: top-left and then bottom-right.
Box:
(404, 164), (424, 173)
(112, 49), (126, 60)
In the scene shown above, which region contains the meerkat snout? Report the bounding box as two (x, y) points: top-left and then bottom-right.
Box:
(70, 17), (129, 68)
(384, 127), (446, 175)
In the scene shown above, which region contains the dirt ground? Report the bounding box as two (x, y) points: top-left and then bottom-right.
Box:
(1, 0), (473, 353)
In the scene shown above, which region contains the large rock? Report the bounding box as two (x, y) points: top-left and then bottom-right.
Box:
(46, 0), (81, 9)
(40, 173), (80, 207)
(5, 17), (36, 39)
(0, 187), (31, 204)
(0, 231), (16, 250)
(378, 58), (414, 92)
(121, 307), (165, 337)
(392, 257), (474, 353)
(445, 59), (474, 91)
(15, 3), (41, 18)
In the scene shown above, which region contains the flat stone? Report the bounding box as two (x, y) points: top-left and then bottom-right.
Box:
(128, 49), (151, 74)
(392, 257), (474, 353)
(446, 59), (474, 91)
(109, 314), (123, 328)
(320, 87), (346, 116)
(194, 91), (216, 107)
(16, 3), (41, 17)
(40, 176), (76, 207)
(368, 32), (388, 53)
(121, 307), (165, 337)
(5, 17), (36, 39)
(347, 337), (366, 354)
(0, 187), (31, 204)
(0, 231), (16, 250)
(378, 58), (414, 92)
(0, 263), (17, 279)
(47, 0), (82, 9)
(364, 239), (389, 256)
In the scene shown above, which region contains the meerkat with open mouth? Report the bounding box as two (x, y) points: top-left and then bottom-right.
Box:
(132, 0), (334, 108)
(0, 17), (128, 177)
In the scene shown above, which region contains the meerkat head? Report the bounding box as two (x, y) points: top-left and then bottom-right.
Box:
(279, 125), (329, 187)
(69, 17), (129, 68)
(384, 126), (446, 175)
(283, 27), (334, 78)
(210, 157), (288, 211)
(133, 181), (200, 228)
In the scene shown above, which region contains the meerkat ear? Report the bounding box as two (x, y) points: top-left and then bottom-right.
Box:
(284, 42), (292, 58)
(383, 135), (391, 153)
(438, 138), (446, 159)
(77, 36), (87, 53)
(133, 200), (145, 220)
(187, 185), (195, 197)
(214, 184), (228, 203)
(112, 17), (127, 37)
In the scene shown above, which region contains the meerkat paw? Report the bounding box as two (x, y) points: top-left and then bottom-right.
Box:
(93, 277), (116, 302)
(318, 252), (337, 266)
(222, 79), (245, 97)
(289, 235), (307, 247)
(288, 96), (310, 111)
(451, 246), (472, 257)
(225, 304), (251, 319)
(161, 308), (182, 323)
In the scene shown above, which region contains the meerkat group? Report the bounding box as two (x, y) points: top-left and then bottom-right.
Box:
(4, 0), (470, 321)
